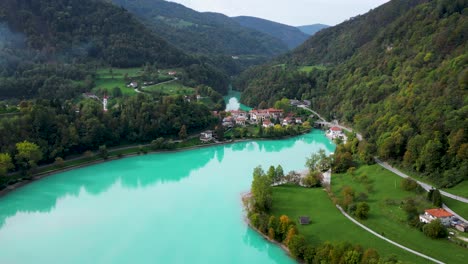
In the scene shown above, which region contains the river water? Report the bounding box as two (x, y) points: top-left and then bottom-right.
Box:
(0, 131), (334, 263)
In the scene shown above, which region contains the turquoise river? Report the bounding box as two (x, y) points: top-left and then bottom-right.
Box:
(0, 131), (335, 264)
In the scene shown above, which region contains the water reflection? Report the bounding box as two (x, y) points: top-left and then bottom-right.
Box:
(0, 131), (333, 263)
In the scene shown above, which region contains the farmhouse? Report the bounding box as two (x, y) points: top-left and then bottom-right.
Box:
(419, 208), (453, 226)
(200, 131), (213, 143)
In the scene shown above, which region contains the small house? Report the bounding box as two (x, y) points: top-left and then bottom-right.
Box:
(200, 131), (213, 142)
(299, 216), (310, 225)
(295, 117), (303, 124)
(128, 82), (138, 88)
(419, 208), (453, 226)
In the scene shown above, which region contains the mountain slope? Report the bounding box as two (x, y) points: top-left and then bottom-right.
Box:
(236, 0), (468, 188)
(232, 16), (309, 49)
(297, 24), (329, 35)
(0, 0), (190, 68)
(111, 0), (288, 56)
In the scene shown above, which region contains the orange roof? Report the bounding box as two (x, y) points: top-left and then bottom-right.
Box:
(425, 208), (453, 218)
(331, 126), (342, 131)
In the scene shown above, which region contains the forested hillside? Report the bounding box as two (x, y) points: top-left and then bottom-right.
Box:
(0, 0), (235, 98)
(0, 0), (189, 68)
(236, 0), (468, 188)
(111, 0), (288, 57)
(232, 16), (309, 49)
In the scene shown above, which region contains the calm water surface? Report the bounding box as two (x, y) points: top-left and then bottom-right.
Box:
(0, 131), (334, 264)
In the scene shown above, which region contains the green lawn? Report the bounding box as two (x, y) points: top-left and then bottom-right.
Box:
(93, 67), (142, 95)
(144, 81), (194, 96)
(271, 185), (426, 263)
(444, 181), (468, 198)
(332, 165), (468, 264)
(298, 65), (326, 73)
(444, 197), (468, 220)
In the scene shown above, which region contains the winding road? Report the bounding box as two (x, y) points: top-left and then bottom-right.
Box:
(374, 157), (468, 204)
(336, 205), (445, 264)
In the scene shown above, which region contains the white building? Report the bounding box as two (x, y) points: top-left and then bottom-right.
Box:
(419, 208), (453, 226)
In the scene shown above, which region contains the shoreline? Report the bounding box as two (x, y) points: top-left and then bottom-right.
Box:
(0, 129), (316, 198)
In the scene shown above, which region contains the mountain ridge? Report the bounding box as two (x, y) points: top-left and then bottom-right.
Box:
(232, 16), (309, 49)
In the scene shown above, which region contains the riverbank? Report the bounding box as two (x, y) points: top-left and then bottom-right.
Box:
(0, 129), (315, 198)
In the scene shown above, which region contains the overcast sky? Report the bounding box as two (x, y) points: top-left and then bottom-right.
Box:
(169, 0), (390, 26)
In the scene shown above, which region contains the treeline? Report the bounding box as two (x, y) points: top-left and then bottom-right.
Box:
(235, 0), (468, 188)
(245, 166), (389, 264)
(0, 94), (216, 175)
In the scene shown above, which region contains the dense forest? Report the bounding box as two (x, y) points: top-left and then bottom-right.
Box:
(110, 0), (289, 57)
(0, 0), (235, 98)
(236, 0), (468, 188)
(0, 0), (189, 68)
(0, 94), (216, 170)
(232, 16), (309, 49)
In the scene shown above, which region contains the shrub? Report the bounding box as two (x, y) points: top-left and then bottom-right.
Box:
(54, 157), (65, 168)
(423, 219), (448, 239)
(355, 202), (370, 220)
(288, 234), (306, 260)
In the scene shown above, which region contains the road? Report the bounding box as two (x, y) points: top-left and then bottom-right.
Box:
(298, 106), (363, 141)
(336, 205), (445, 264)
(374, 157), (468, 204)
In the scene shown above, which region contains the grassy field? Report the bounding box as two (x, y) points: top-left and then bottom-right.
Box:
(144, 81), (194, 96)
(93, 67), (142, 95)
(271, 185), (425, 263)
(388, 162), (468, 198)
(298, 65), (326, 73)
(444, 181), (468, 198)
(332, 165), (468, 264)
(444, 197), (468, 220)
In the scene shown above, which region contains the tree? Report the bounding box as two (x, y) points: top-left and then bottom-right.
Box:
(288, 234), (306, 260)
(361, 248), (380, 264)
(251, 166), (272, 212)
(303, 245), (315, 264)
(0, 153), (14, 176)
(215, 125), (224, 141)
(355, 202), (370, 220)
(423, 219), (448, 239)
(112, 87), (122, 97)
(54, 157), (65, 168)
(284, 225), (298, 244)
(98, 145), (108, 159)
(306, 149), (331, 172)
(302, 171), (323, 187)
(178, 125), (187, 140)
(275, 165), (284, 184)
(15, 141), (43, 173)
(401, 178), (420, 192)
(431, 189), (443, 207)
(277, 215), (292, 240)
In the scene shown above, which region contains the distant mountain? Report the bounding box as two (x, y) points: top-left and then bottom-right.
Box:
(236, 0), (468, 188)
(232, 16), (309, 49)
(297, 24), (330, 36)
(111, 0), (288, 57)
(0, 0), (189, 68)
